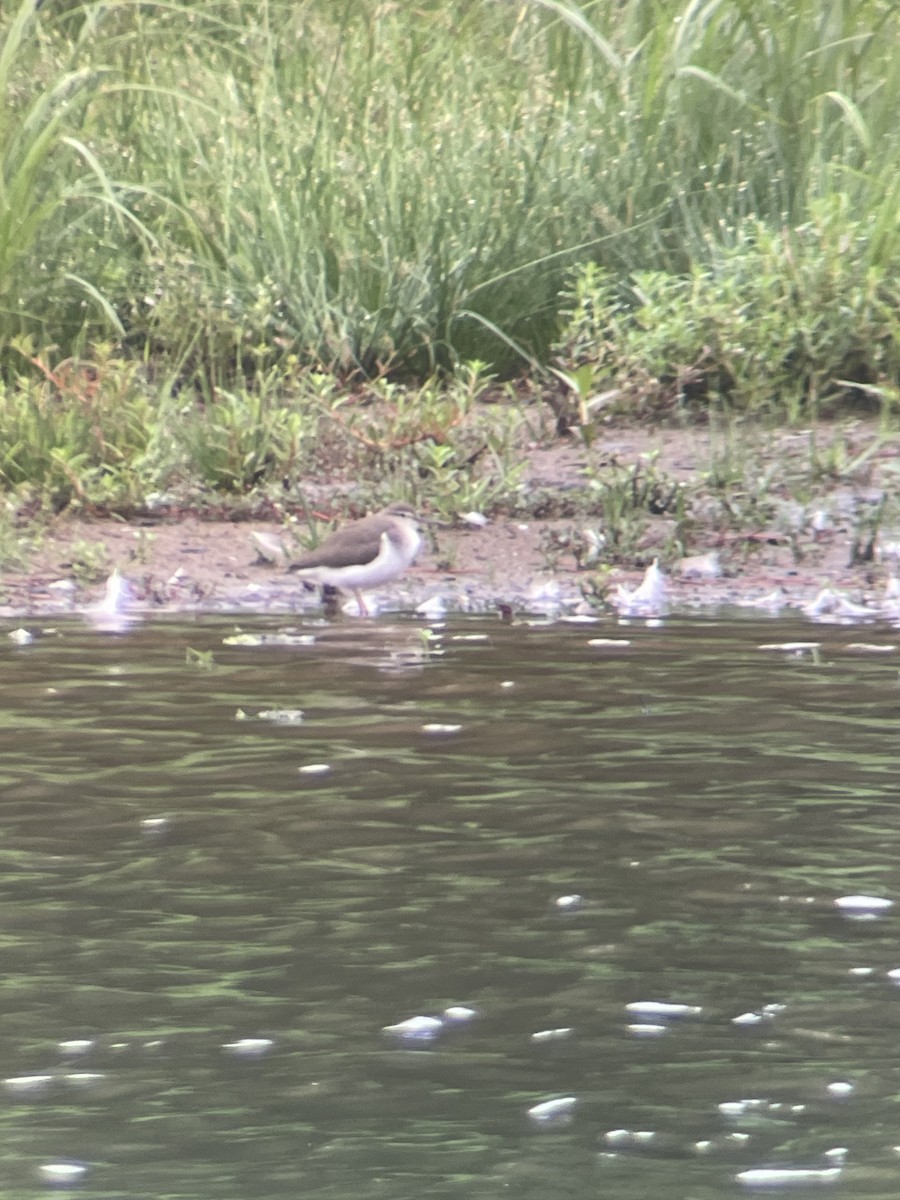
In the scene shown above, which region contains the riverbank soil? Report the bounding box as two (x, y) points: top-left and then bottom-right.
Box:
(2, 417), (898, 619)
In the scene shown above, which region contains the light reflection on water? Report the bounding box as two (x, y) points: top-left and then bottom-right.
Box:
(2, 613), (900, 1198)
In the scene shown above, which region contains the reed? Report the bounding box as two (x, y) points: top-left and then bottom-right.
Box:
(0, 0), (894, 378)
(0, 0), (895, 520)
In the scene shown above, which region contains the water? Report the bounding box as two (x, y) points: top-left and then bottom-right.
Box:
(2, 612), (900, 1199)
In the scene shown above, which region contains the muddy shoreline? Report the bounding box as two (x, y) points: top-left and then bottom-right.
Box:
(3, 508), (896, 627)
(3, 420), (898, 624)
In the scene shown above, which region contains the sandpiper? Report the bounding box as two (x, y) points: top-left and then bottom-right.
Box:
(287, 501), (423, 615)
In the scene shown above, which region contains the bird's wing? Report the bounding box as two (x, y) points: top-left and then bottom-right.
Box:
(288, 516), (387, 571)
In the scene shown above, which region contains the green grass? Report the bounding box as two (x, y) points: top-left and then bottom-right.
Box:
(0, 0), (897, 505)
(555, 197), (899, 419)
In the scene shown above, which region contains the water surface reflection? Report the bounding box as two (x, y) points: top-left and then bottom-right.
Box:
(2, 613), (900, 1198)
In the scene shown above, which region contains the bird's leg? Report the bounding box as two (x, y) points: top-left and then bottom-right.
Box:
(352, 588), (369, 617)
(321, 585), (340, 616)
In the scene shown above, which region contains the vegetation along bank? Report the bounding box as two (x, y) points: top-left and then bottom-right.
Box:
(0, 1), (897, 613)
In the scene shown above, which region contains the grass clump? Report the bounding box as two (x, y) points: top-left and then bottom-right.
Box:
(0, 0), (897, 511)
(0, 341), (153, 509)
(554, 198), (899, 421)
(0, 0), (159, 360)
(1, 0), (897, 382)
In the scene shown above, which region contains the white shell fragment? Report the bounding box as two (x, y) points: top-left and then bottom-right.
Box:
(588, 638), (632, 648)
(554, 894), (583, 910)
(250, 531), (289, 564)
(613, 559), (668, 615)
(415, 594), (447, 619)
(461, 511), (489, 527)
(678, 551), (722, 578)
(578, 527), (606, 566)
(7, 627), (35, 645)
(298, 763), (331, 775)
(421, 723), (462, 735)
(86, 568), (139, 631)
(144, 490), (177, 511)
(527, 1096), (577, 1125)
(803, 587), (872, 618)
(736, 589), (786, 612)
(627, 1023), (668, 1037)
(48, 578), (76, 596)
(527, 578), (561, 602)
(826, 1081), (854, 1097)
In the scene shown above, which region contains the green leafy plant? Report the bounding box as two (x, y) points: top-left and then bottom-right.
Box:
(67, 537), (111, 584)
(848, 496), (888, 566)
(0, 342), (152, 508)
(0, 497), (37, 570)
(2, 0), (896, 377)
(574, 453), (687, 563)
(185, 647), (216, 669)
(174, 384), (308, 493)
(555, 200), (899, 421)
